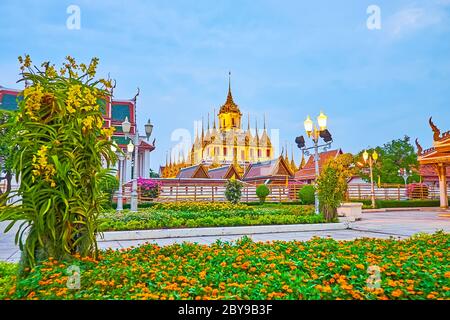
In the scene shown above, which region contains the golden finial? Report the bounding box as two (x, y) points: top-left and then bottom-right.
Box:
(201, 116), (204, 141)
(213, 108), (216, 129)
(429, 117), (441, 141)
(264, 113), (266, 131)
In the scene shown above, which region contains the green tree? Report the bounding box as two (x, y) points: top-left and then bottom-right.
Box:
(317, 153), (356, 222)
(0, 111), (16, 198)
(0, 55), (117, 272)
(356, 136), (419, 184)
(149, 168), (160, 178)
(225, 179), (243, 204)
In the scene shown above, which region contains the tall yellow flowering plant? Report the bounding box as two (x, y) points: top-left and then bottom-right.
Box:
(0, 56), (117, 271)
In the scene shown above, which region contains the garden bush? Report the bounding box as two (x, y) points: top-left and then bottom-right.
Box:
(376, 199), (446, 208)
(298, 185), (315, 205)
(225, 179), (243, 204)
(7, 232), (449, 300)
(256, 184), (270, 203)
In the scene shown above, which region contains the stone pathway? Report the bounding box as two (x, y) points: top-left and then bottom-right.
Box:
(1, 210), (449, 263)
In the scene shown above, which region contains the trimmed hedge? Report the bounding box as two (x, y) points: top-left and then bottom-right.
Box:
(298, 185), (315, 205)
(375, 200), (447, 208)
(111, 202), (157, 210)
(349, 199), (449, 209)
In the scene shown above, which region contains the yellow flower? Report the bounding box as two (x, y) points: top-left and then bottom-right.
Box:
(82, 115), (95, 131)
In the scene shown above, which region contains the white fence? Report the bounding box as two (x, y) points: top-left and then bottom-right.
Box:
(151, 184), (292, 203)
(347, 183), (449, 201)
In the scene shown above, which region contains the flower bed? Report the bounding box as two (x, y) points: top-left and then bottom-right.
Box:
(6, 232), (449, 300)
(99, 202), (324, 231)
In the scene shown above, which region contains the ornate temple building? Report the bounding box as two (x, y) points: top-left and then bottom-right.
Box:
(416, 118), (450, 209)
(161, 75), (299, 178)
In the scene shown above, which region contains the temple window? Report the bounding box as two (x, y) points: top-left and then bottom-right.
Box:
(223, 147), (227, 156)
(258, 149), (262, 157)
(266, 149), (271, 157)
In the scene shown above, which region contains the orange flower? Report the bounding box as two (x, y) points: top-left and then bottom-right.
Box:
(391, 289), (403, 298)
(355, 264), (365, 270)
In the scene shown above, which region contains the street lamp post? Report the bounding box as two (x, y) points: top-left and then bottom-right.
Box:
(363, 150), (379, 209)
(122, 117), (154, 212)
(398, 168), (412, 187)
(295, 112), (333, 215)
(111, 143), (126, 212)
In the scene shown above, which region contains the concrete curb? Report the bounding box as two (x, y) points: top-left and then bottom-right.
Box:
(97, 222), (349, 242)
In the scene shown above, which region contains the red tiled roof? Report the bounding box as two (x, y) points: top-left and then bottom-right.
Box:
(177, 164), (209, 179)
(295, 149), (343, 181)
(243, 156), (293, 180)
(419, 164), (450, 182)
(208, 166), (229, 179)
(208, 165), (240, 179)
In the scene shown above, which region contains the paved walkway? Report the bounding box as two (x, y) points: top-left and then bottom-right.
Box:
(1, 210), (449, 262)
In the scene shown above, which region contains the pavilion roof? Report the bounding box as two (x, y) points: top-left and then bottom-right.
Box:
(295, 149), (343, 181)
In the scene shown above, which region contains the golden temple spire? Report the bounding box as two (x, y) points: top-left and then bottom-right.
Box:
(290, 145), (298, 172)
(300, 151), (306, 169)
(207, 112), (210, 131)
(228, 71), (231, 95)
(247, 113), (250, 131)
(263, 113), (266, 131)
(284, 142), (289, 163)
(201, 116), (204, 142)
(213, 108), (216, 129)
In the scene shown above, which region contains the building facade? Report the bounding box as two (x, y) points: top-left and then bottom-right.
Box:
(161, 77), (280, 178)
(0, 85), (155, 190)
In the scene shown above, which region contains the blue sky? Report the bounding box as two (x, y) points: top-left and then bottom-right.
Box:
(1, 0), (450, 170)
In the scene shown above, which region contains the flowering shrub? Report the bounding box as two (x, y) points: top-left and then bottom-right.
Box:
(0, 56), (117, 270)
(6, 232), (449, 300)
(406, 183), (429, 199)
(137, 178), (161, 199)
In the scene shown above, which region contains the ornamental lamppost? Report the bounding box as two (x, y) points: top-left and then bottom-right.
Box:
(398, 168), (412, 188)
(111, 143), (125, 212)
(122, 117), (154, 212)
(363, 149), (379, 209)
(295, 112), (333, 215)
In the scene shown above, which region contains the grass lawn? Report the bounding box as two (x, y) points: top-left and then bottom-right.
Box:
(4, 232), (449, 300)
(99, 202), (327, 231)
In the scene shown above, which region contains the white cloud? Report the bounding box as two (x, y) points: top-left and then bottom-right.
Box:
(387, 7), (441, 37)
